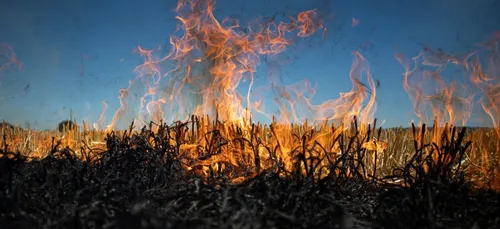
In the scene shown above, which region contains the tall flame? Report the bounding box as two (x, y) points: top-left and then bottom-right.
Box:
(106, 0), (380, 131)
(395, 45), (476, 129)
(469, 32), (500, 134)
(395, 33), (500, 131)
(97, 0), (384, 179)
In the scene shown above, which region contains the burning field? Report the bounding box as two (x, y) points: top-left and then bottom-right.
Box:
(1, 0), (500, 228)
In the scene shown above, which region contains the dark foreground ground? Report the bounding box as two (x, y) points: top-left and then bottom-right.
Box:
(1, 125), (499, 229)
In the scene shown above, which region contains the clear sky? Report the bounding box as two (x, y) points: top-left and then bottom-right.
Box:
(0, 0), (499, 130)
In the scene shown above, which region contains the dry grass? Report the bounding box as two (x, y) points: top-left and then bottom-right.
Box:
(1, 116), (499, 228)
(1, 117), (499, 189)
(0, 122), (107, 159)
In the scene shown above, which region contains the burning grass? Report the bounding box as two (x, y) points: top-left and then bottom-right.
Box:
(1, 0), (499, 228)
(1, 118), (499, 228)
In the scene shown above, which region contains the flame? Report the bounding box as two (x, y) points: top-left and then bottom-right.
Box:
(95, 0), (500, 181)
(2, 0), (499, 185)
(468, 33), (500, 173)
(1, 1), (499, 186)
(395, 46), (475, 129)
(469, 32), (500, 135)
(0, 43), (22, 74)
(107, 0), (330, 130)
(395, 33), (500, 173)
(395, 34), (500, 132)
(93, 101), (108, 131)
(352, 18), (359, 27)
(96, 0), (383, 179)
(267, 50), (377, 135)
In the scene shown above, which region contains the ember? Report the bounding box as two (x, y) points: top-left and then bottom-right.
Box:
(1, 0), (499, 228)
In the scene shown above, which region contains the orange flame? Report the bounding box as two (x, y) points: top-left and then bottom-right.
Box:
(268, 51), (377, 134)
(352, 18), (359, 27)
(0, 43), (22, 74)
(98, 0), (385, 180)
(395, 45), (475, 128)
(395, 33), (500, 132)
(469, 32), (500, 135)
(395, 33), (500, 172)
(107, 0), (333, 130)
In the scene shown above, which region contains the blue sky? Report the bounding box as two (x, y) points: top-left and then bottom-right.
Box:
(0, 0), (499, 130)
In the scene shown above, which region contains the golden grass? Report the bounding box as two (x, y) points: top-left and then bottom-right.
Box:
(0, 123), (107, 159)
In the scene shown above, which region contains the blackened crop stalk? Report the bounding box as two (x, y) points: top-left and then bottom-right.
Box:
(198, 129), (228, 160)
(352, 117), (369, 179)
(2, 133), (8, 153)
(231, 124), (261, 174)
(374, 120), (475, 227)
(158, 120), (184, 173)
(402, 122), (472, 188)
(335, 118), (367, 183)
(365, 118), (383, 182)
(0, 152), (27, 204)
(289, 130), (325, 183)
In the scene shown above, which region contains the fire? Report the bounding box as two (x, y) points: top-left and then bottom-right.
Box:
(3, 0), (498, 184)
(0, 43), (22, 74)
(394, 33), (500, 174)
(470, 32), (500, 135)
(95, 0), (383, 180)
(352, 18), (360, 27)
(105, 0), (337, 130)
(396, 36), (500, 131)
(395, 46), (475, 129)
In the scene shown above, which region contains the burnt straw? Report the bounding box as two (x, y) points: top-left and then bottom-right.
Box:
(0, 117), (499, 229)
